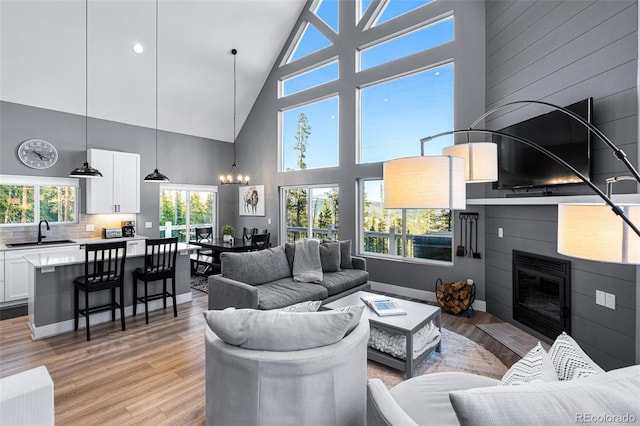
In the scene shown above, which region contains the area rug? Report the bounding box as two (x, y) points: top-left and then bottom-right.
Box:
(367, 328), (508, 389)
(191, 275), (209, 293)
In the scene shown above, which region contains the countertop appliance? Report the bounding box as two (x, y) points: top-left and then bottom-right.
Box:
(122, 220), (135, 237)
(102, 228), (123, 239)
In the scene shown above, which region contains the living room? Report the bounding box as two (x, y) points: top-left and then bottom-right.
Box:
(1, 0), (639, 424)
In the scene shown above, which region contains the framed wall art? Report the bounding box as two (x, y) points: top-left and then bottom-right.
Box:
(239, 185), (265, 216)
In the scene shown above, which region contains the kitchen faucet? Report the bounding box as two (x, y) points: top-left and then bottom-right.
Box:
(38, 220), (50, 244)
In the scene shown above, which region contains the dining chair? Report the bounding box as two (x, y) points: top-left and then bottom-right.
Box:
(73, 241), (127, 341)
(242, 227), (255, 242)
(191, 227), (214, 275)
(132, 237), (178, 324)
(250, 232), (270, 251)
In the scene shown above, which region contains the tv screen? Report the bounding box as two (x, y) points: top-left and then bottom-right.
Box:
(492, 98), (593, 190)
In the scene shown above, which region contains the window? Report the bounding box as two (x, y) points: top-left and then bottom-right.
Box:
(359, 63), (454, 163)
(281, 96), (339, 171)
(360, 179), (452, 263)
(0, 175), (78, 226)
(286, 22), (333, 64)
(373, 0), (434, 27)
(313, 0), (338, 33)
(280, 60), (339, 97)
(282, 185), (339, 242)
(159, 184), (217, 242)
(359, 16), (454, 70)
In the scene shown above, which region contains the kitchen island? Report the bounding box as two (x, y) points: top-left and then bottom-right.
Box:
(24, 241), (198, 339)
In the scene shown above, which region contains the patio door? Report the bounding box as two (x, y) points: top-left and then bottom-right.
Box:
(159, 184), (218, 242)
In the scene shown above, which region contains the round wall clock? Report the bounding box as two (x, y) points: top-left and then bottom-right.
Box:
(18, 139), (58, 169)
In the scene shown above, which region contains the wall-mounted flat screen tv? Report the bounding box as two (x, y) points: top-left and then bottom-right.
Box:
(492, 98), (593, 190)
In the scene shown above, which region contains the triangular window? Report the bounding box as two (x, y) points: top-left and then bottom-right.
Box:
(286, 21), (333, 64)
(373, 0), (433, 27)
(359, 0), (374, 22)
(313, 0), (338, 33)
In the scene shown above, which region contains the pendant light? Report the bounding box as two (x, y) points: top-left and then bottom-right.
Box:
(144, 0), (170, 182)
(220, 49), (249, 185)
(70, 0), (102, 178)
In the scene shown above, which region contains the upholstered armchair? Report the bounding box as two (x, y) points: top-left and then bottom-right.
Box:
(205, 312), (369, 426)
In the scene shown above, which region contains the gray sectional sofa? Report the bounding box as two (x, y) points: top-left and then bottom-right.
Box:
(208, 242), (370, 310)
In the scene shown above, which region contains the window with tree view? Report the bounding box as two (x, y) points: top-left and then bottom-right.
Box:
(1, 180), (76, 225)
(361, 179), (452, 262)
(283, 186), (339, 243)
(159, 185), (216, 242)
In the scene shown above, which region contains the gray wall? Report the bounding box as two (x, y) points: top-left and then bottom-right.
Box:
(483, 0), (638, 369)
(233, 0), (489, 299)
(0, 100), (235, 238)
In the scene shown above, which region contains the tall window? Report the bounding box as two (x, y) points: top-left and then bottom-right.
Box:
(159, 184), (217, 242)
(0, 176), (78, 226)
(282, 185), (339, 242)
(360, 179), (452, 263)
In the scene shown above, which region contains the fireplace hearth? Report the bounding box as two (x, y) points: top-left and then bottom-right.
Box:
(512, 250), (571, 339)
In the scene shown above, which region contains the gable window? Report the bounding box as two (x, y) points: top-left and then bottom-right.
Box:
(0, 175), (78, 226)
(359, 63), (454, 163)
(282, 185), (339, 242)
(360, 179), (452, 263)
(281, 96), (339, 171)
(280, 60), (339, 97)
(159, 184), (217, 242)
(372, 0), (434, 27)
(286, 21), (333, 64)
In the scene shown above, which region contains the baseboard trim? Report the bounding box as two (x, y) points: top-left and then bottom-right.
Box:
(29, 292), (192, 340)
(369, 281), (486, 312)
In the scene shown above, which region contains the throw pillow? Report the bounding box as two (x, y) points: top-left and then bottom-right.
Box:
(549, 332), (605, 380)
(323, 238), (353, 269)
(277, 300), (322, 312)
(449, 365), (640, 426)
(334, 304), (365, 335)
(500, 342), (558, 386)
(319, 241), (341, 272)
(203, 308), (355, 351)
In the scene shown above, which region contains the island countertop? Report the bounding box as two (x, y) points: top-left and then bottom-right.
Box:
(24, 242), (198, 268)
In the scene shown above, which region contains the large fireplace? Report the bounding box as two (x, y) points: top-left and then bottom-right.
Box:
(512, 250), (571, 339)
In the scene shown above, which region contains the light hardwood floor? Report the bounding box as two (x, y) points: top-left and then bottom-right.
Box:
(0, 290), (519, 425)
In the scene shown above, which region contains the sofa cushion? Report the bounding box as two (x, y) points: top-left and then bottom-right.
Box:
(319, 241), (341, 272)
(549, 332), (605, 380)
(323, 239), (353, 269)
(203, 307), (355, 351)
(501, 342), (558, 386)
(256, 278), (328, 310)
(333, 304), (365, 335)
(449, 365), (640, 426)
(320, 269), (369, 296)
(389, 372), (500, 426)
(221, 246), (291, 286)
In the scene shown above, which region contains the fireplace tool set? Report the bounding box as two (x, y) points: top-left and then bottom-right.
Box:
(457, 212), (481, 259)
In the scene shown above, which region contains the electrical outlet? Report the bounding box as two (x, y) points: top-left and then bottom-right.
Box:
(85, 224), (94, 232)
(268, 218), (271, 225)
(145, 222), (152, 229)
(467, 279), (474, 285)
(498, 227), (503, 238)
(595, 290), (605, 306)
(605, 293), (616, 310)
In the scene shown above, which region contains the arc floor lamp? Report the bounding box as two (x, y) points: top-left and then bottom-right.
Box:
(383, 100), (640, 265)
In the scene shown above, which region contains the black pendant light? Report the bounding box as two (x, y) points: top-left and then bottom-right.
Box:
(144, 0), (170, 182)
(219, 49), (249, 185)
(70, 0), (102, 178)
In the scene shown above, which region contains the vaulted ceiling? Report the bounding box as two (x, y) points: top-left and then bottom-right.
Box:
(0, 0), (306, 142)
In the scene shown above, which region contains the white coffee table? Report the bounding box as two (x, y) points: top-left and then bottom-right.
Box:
(324, 290), (441, 378)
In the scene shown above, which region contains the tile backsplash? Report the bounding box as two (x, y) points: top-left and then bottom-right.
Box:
(0, 214), (137, 244)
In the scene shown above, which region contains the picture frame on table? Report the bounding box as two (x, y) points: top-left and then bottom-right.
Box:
(239, 185), (265, 216)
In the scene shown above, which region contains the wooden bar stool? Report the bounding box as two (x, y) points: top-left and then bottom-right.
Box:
(73, 241), (127, 341)
(132, 237), (178, 324)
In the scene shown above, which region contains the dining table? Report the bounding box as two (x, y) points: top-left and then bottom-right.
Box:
(189, 237), (254, 274)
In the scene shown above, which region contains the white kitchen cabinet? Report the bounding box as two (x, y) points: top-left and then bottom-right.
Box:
(3, 245), (80, 303)
(86, 149), (140, 214)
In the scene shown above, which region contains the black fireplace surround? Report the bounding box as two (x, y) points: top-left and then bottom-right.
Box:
(512, 250), (571, 339)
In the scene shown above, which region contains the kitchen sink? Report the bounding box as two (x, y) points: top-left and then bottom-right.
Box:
(5, 239), (77, 248)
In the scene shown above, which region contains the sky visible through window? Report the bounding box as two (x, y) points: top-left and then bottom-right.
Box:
(282, 0), (452, 172)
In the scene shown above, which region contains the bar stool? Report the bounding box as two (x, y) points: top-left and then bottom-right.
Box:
(132, 237), (178, 324)
(73, 241), (127, 341)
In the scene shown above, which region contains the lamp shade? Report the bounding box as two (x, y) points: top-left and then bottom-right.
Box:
(383, 155), (466, 210)
(442, 142), (498, 183)
(558, 203), (640, 264)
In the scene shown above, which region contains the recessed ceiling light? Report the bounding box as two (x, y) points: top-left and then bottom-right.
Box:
(132, 43), (144, 54)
